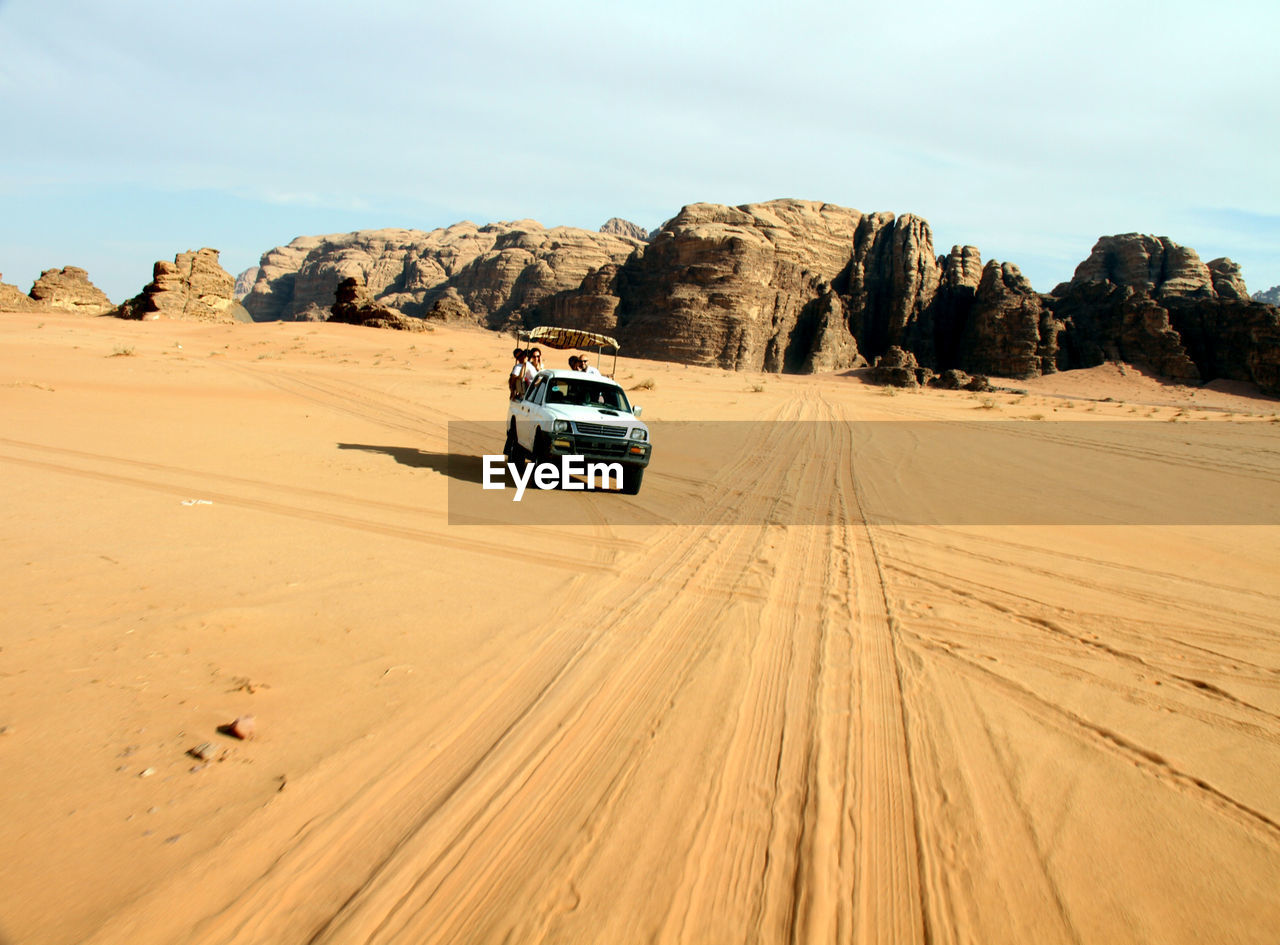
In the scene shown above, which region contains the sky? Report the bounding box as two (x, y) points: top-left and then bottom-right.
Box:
(1, 0), (1277, 303)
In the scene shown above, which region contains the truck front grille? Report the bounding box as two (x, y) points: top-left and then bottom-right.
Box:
(573, 422), (628, 438)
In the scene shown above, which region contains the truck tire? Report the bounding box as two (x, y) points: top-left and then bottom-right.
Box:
(532, 430), (562, 489)
(533, 429), (552, 464)
(621, 466), (644, 495)
(504, 422), (526, 463)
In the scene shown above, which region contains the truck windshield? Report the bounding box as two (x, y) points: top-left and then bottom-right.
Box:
(546, 378), (632, 412)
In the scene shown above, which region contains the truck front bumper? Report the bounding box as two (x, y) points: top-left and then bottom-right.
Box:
(548, 434), (651, 468)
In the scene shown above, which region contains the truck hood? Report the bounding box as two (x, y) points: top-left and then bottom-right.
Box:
(547, 403), (647, 431)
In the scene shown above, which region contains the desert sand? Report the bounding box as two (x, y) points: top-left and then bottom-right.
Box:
(1, 310), (1278, 944)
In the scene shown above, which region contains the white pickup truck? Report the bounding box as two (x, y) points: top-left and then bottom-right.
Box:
(504, 369), (652, 494)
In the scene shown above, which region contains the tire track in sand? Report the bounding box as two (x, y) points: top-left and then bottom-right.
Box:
(81, 412), (808, 943)
(82, 388), (937, 945)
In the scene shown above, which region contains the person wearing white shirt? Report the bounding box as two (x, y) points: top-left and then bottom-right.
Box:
(521, 347), (540, 388)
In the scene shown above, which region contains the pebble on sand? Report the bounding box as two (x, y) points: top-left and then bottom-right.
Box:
(225, 715), (256, 740)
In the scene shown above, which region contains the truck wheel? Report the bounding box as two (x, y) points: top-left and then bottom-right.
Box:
(621, 466), (644, 495)
(504, 422), (526, 463)
(533, 429), (552, 463)
(532, 430), (561, 488)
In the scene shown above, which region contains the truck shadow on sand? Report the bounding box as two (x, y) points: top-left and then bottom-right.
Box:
(337, 443), (488, 485)
(337, 443), (632, 495)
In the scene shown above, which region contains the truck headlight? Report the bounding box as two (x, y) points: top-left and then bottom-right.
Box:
(631, 428), (647, 442)
(553, 420), (569, 433)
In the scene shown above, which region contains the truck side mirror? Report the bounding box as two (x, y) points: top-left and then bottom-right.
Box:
(632, 405), (643, 417)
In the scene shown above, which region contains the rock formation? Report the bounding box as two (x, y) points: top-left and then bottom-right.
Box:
(241, 207), (1280, 396)
(0, 275), (41, 312)
(600, 218), (650, 242)
(870, 346), (928, 387)
(603, 200), (866, 371)
(1207, 258), (1249, 301)
(233, 266), (259, 300)
(423, 287), (475, 322)
(1047, 234), (1273, 387)
(1065, 233), (1216, 297)
(540, 263), (623, 336)
(842, 212), (941, 357)
(959, 262), (1058, 379)
(929, 368), (989, 392)
(241, 236), (326, 321)
(1251, 284), (1280, 305)
(113, 248), (251, 323)
(799, 289), (864, 373)
(329, 277), (428, 331)
(28, 267), (112, 315)
(242, 222), (643, 326)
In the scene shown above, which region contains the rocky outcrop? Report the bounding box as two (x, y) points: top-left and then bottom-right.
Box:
(0, 275), (41, 312)
(1206, 258), (1249, 301)
(923, 245), (985, 370)
(959, 262), (1059, 379)
(240, 209), (1280, 395)
(601, 200), (865, 371)
(113, 248), (251, 323)
(841, 212), (941, 358)
(242, 222), (643, 326)
(929, 368), (990, 392)
(540, 263), (623, 336)
(233, 267), (259, 301)
(1047, 234), (1279, 388)
(1253, 285), (1280, 305)
(1163, 298), (1280, 393)
(1066, 233), (1215, 297)
(538, 208), (1278, 391)
(242, 236), (325, 320)
(423, 287), (475, 322)
(29, 267), (112, 315)
(329, 277), (428, 331)
(600, 218), (650, 242)
(798, 289), (864, 373)
(871, 346), (929, 387)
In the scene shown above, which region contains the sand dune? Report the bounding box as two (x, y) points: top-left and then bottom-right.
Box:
(1, 311), (1278, 944)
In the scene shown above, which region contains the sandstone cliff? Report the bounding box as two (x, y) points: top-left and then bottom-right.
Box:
(233, 266), (259, 301)
(1253, 285), (1280, 305)
(29, 266), (112, 315)
(329, 277), (428, 331)
(959, 262), (1058, 379)
(114, 248), (251, 323)
(242, 236), (326, 321)
(603, 200), (867, 371)
(842, 211), (940, 357)
(1047, 234), (1276, 389)
(0, 275), (41, 312)
(600, 218), (650, 242)
(242, 222), (643, 326)
(240, 207), (1280, 395)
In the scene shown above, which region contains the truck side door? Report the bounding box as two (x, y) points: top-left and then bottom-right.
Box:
(516, 375), (546, 448)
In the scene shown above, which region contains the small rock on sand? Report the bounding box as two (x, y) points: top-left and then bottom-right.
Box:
(218, 715), (256, 740)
